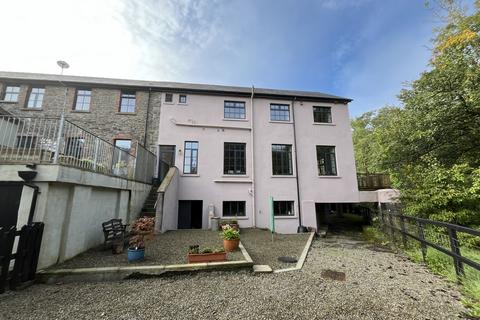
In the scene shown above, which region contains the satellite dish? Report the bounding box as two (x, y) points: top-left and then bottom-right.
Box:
(57, 60), (70, 69)
(57, 60), (70, 75)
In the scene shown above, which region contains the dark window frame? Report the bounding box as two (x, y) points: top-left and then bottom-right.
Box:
(119, 90), (136, 113)
(223, 142), (246, 175)
(270, 104), (290, 121)
(222, 201), (246, 217)
(313, 106), (332, 123)
(179, 94), (187, 104)
(316, 146), (337, 176)
(25, 86), (45, 109)
(272, 144), (293, 175)
(165, 93), (173, 103)
(2, 84), (21, 102)
(73, 88), (92, 111)
(16, 135), (37, 148)
(273, 201), (295, 216)
(183, 141), (199, 174)
(114, 139), (132, 154)
(224, 101), (246, 119)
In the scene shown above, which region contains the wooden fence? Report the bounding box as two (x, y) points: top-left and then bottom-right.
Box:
(0, 223), (44, 293)
(378, 210), (480, 279)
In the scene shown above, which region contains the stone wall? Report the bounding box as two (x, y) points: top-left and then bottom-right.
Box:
(0, 82), (161, 153)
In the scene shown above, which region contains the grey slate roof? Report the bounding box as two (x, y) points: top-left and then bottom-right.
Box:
(0, 71), (352, 103)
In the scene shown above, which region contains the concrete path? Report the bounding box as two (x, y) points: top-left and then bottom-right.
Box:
(0, 234), (466, 319)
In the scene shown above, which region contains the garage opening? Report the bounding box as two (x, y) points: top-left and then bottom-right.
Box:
(178, 200), (203, 229)
(315, 203), (373, 234)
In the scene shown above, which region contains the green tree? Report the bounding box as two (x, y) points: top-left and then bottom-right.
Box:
(351, 1), (480, 226)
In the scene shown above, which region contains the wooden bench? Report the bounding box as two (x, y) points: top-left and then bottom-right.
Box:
(102, 219), (128, 249)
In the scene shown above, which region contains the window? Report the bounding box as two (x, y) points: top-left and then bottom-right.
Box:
(224, 142), (246, 175)
(224, 101), (245, 119)
(2, 85), (20, 102)
(115, 139), (132, 153)
(165, 93), (173, 103)
(119, 91), (135, 113)
(27, 87), (45, 108)
(183, 141), (198, 174)
(270, 104), (290, 121)
(272, 144), (293, 175)
(223, 201), (246, 217)
(16, 136), (37, 148)
(313, 106), (332, 123)
(316, 146), (337, 176)
(274, 201), (294, 216)
(74, 89), (91, 111)
(65, 137), (85, 158)
(179, 94), (187, 104)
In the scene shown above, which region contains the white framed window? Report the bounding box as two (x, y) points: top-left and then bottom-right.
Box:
(2, 85), (20, 102)
(26, 87), (45, 108)
(179, 94), (187, 104)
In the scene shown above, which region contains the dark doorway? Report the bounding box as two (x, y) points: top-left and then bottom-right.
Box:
(158, 145), (176, 183)
(316, 203), (371, 234)
(178, 200), (203, 229)
(0, 182), (23, 228)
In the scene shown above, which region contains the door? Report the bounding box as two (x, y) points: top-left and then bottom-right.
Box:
(0, 182), (23, 228)
(178, 200), (203, 229)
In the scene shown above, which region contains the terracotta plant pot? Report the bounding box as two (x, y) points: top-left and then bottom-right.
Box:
(187, 252), (227, 263)
(223, 239), (240, 252)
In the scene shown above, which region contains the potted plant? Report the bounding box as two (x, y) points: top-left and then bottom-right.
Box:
(128, 235), (145, 262)
(219, 219), (239, 231)
(221, 224), (240, 252)
(187, 245), (227, 263)
(132, 216), (155, 240)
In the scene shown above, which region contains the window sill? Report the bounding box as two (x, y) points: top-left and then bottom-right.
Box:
(221, 216), (248, 220)
(181, 173), (200, 177)
(21, 108), (42, 111)
(0, 100), (17, 104)
(271, 175), (296, 178)
(223, 118), (248, 122)
(117, 112), (137, 115)
(214, 179), (252, 183)
(313, 122), (336, 126)
(274, 216), (297, 220)
(318, 175), (341, 179)
(72, 110), (91, 113)
(178, 102), (188, 106)
(164, 102), (174, 105)
(222, 174), (248, 178)
(269, 120), (293, 124)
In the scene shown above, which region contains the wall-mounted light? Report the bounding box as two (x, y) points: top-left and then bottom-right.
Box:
(178, 149), (182, 154)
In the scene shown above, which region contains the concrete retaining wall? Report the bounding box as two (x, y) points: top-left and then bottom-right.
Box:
(0, 164), (151, 270)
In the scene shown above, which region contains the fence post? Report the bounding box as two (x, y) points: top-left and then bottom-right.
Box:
(417, 222), (427, 263)
(448, 228), (464, 278)
(53, 115), (65, 164)
(399, 215), (407, 248)
(387, 212), (395, 244)
(93, 138), (99, 171)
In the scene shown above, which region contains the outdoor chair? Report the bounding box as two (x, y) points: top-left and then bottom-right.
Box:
(101, 219), (129, 249)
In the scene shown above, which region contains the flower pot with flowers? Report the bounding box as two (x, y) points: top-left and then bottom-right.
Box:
(128, 235), (145, 262)
(221, 224), (240, 252)
(187, 245), (227, 263)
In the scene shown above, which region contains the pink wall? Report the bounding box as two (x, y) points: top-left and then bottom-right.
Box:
(158, 92), (359, 233)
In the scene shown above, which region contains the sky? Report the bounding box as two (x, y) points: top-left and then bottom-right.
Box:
(0, 0), (475, 116)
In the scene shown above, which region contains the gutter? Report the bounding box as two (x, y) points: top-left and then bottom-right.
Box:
(250, 86), (256, 228)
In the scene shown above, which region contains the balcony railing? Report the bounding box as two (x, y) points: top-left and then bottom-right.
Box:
(0, 115), (156, 184)
(357, 173), (391, 191)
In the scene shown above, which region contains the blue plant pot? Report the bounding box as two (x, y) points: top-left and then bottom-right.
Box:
(128, 248), (145, 262)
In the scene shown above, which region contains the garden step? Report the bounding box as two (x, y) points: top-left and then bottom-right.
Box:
(253, 265), (273, 273)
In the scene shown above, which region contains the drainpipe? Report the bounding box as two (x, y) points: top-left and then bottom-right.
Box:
(291, 97), (304, 231)
(250, 86), (256, 228)
(144, 88), (152, 146)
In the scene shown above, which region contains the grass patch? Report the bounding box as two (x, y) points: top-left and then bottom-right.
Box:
(363, 225), (480, 318)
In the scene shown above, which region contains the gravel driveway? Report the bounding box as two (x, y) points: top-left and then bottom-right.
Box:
(0, 233), (466, 319)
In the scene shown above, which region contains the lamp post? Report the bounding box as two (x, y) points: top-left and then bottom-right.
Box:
(53, 60), (70, 164)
